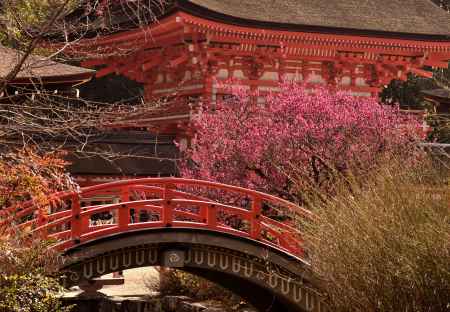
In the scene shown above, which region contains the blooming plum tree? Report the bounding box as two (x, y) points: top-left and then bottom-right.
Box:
(180, 83), (422, 201)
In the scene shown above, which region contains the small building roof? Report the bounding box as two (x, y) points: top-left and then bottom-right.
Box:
(0, 45), (94, 85)
(180, 0), (450, 38)
(422, 88), (450, 103)
(67, 131), (178, 176)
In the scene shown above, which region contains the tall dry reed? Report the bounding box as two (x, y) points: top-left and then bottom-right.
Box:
(303, 158), (450, 311)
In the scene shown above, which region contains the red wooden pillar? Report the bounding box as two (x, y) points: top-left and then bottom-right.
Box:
(119, 187), (130, 231)
(71, 194), (82, 243)
(203, 75), (213, 107)
(250, 197), (262, 240)
(207, 204), (217, 229)
(36, 207), (48, 238)
(199, 203), (208, 224)
(162, 183), (175, 227)
(112, 188), (131, 279)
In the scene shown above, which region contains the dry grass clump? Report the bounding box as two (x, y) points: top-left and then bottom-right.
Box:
(303, 159), (450, 312)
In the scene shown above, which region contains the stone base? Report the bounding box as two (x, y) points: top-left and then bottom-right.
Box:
(61, 296), (235, 312)
(78, 278), (125, 296)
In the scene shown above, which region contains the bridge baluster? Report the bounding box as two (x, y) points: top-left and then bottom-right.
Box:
(81, 213), (90, 233)
(251, 197), (262, 240)
(162, 183), (174, 227)
(119, 187), (130, 230)
(207, 204), (217, 229)
(120, 187), (130, 202)
(71, 194), (82, 243)
(200, 203), (208, 224)
(118, 203), (129, 230)
(36, 207), (48, 238)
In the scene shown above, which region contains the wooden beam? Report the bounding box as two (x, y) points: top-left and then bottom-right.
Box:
(95, 66), (116, 78)
(409, 67), (433, 78)
(423, 59), (449, 68)
(169, 54), (189, 68)
(142, 57), (163, 72)
(81, 58), (109, 68)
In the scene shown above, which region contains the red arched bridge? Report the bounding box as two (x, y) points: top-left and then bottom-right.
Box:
(1, 178), (327, 312)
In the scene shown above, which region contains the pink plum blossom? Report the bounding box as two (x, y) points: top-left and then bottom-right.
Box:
(179, 83), (421, 200)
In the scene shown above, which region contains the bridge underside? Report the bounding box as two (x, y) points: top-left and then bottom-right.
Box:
(183, 267), (297, 312)
(62, 229), (326, 312)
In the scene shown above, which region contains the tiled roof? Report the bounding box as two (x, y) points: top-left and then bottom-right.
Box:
(0, 45), (94, 81)
(422, 88), (450, 100)
(182, 0), (450, 37)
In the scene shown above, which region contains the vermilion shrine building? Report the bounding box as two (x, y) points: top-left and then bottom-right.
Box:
(74, 0), (450, 131)
(67, 0), (450, 184)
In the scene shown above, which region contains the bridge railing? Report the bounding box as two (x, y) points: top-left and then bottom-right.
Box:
(0, 178), (311, 258)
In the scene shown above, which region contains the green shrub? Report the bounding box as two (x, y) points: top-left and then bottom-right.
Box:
(303, 159), (450, 312)
(0, 237), (71, 312)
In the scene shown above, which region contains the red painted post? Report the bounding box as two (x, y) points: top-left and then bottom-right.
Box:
(162, 183), (174, 227)
(250, 197), (262, 240)
(118, 203), (129, 230)
(119, 188), (130, 230)
(120, 187), (130, 202)
(71, 194), (82, 243)
(207, 204), (217, 229)
(200, 203), (208, 224)
(36, 207), (48, 238)
(81, 213), (90, 233)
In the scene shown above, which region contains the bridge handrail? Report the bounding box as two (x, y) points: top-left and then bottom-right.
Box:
(1, 178), (310, 218)
(79, 178), (311, 216)
(0, 178), (310, 258)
